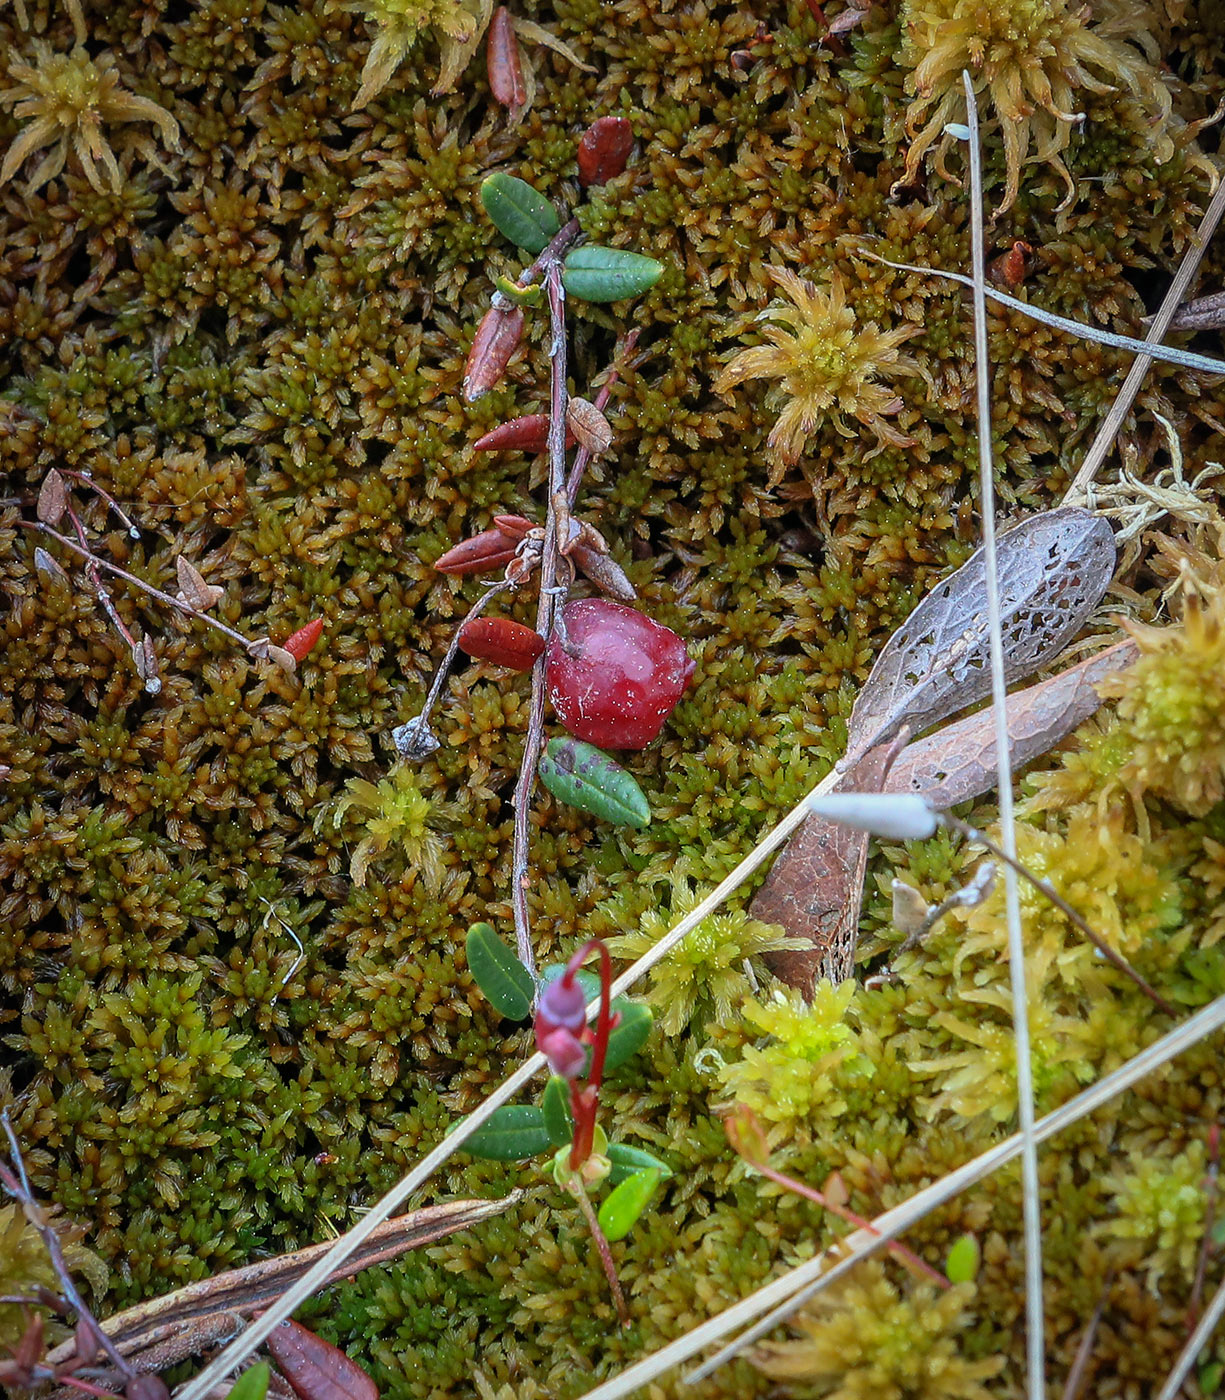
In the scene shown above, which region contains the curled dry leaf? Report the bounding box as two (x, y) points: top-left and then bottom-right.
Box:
(566, 396), (613, 455)
(34, 545), (68, 582)
(474, 414), (575, 453)
(569, 541), (636, 601)
(175, 555), (224, 611)
(462, 303), (525, 403)
(841, 507), (1116, 771)
(1166, 288), (1225, 332)
(37, 468), (68, 525)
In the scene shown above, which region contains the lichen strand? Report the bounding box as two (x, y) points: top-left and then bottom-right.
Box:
(2, 0), (1225, 1391)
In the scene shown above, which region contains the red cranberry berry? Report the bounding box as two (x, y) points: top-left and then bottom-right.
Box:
(545, 599), (694, 750)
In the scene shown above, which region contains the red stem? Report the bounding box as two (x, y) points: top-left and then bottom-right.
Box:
(561, 940), (613, 1171)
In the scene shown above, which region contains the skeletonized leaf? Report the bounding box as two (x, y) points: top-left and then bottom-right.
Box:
(886, 639), (1138, 808)
(176, 555), (224, 611)
(842, 507), (1116, 769)
(34, 546), (68, 582)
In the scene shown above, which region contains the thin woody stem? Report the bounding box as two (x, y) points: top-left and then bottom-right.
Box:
(414, 580), (510, 731)
(0, 1114), (135, 1384)
(23, 521), (256, 655)
(569, 1175), (629, 1328)
(566, 328), (641, 507)
(58, 470), (140, 540)
(510, 258), (570, 978)
(945, 816), (1176, 1015)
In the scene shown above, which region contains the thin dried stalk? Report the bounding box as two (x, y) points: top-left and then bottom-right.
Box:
(961, 74), (1044, 1400)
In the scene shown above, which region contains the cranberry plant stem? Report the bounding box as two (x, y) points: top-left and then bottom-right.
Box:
(569, 1175), (629, 1328)
(510, 258), (570, 977)
(23, 521), (255, 654)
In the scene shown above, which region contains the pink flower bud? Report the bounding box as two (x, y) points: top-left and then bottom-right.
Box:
(538, 1026), (587, 1080)
(538, 974), (587, 1032)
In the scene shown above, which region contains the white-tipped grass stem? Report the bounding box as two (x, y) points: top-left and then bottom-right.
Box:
(569, 992), (1225, 1400)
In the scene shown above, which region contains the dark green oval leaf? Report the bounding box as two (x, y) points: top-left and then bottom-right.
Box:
(562, 246), (664, 303)
(542, 1075), (575, 1148)
(461, 1105), (551, 1160)
(597, 1167), (662, 1242)
(607, 1142), (672, 1186)
(224, 1364), (270, 1400)
(604, 997), (652, 1070)
(480, 173), (561, 254)
(466, 922), (534, 1020)
(539, 738), (650, 828)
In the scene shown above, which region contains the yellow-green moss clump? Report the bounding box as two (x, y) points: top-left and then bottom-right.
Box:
(2, 0), (1225, 1394)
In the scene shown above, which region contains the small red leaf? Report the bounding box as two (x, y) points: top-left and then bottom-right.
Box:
(458, 616), (545, 670)
(487, 6), (526, 111)
(492, 514), (535, 539)
(463, 304), (525, 402)
(474, 415), (575, 453)
(282, 617), (325, 662)
(576, 117), (633, 188)
(266, 1320), (378, 1400)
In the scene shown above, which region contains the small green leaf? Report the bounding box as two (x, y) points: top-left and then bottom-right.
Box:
(1200, 1361), (1224, 1395)
(597, 1167), (662, 1242)
(494, 273), (543, 306)
(604, 997), (652, 1070)
(542, 1075), (575, 1148)
(562, 246), (664, 303)
(607, 1142), (672, 1186)
(224, 1364), (270, 1400)
(945, 1233), (980, 1285)
(466, 922), (534, 1020)
(480, 173), (561, 254)
(539, 738), (650, 828)
(461, 1105), (551, 1160)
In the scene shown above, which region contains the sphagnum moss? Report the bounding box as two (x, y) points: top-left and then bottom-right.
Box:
(3, 0), (1225, 1392)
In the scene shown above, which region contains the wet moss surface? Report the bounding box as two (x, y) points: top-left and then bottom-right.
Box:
(4, 0), (1225, 1393)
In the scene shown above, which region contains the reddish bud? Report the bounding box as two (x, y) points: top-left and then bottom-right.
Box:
(266, 1319), (379, 1400)
(577, 116), (634, 188)
(282, 617), (324, 663)
(987, 240), (1031, 289)
(474, 415), (576, 453)
(457, 616), (545, 670)
(435, 526), (522, 576)
(538, 1026), (587, 1079)
(463, 304), (526, 403)
(487, 6), (526, 111)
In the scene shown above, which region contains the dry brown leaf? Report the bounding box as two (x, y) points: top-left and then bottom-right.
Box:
(175, 555), (225, 612)
(37, 469), (68, 526)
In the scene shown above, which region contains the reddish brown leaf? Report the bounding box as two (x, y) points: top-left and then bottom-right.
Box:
(576, 116), (633, 187)
(474, 415), (575, 453)
(987, 240), (1031, 289)
(487, 6), (526, 111)
(175, 555), (224, 612)
(435, 527), (522, 577)
(754, 746), (894, 993)
(457, 616), (545, 670)
(492, 514), (534, 540)
(462, 304), (525, 403)
(265, 1321), (378, 1400)
(569, 542), (636, 601)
